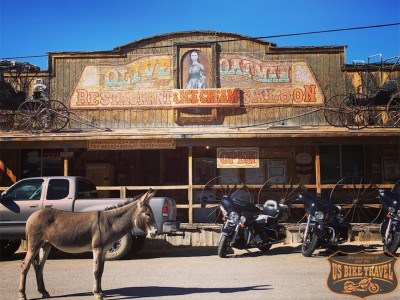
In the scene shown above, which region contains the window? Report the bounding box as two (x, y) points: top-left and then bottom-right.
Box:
(320, 146), (340, 184)
(77, 177), (98, 199)
(341, 145), (364, 179)
(3, 179), (44, 201)
(47, 179), (69, 200)
(320, 145), (364, 184)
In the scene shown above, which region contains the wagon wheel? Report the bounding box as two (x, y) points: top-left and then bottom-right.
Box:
(257, 176), (307, 223)
(391, 179), (400, 198)
(384, 91), (400, 127)
(47, 100), (70, 131)
(199, 176), (250, 223)
(17, 100), (47, 133)
(0, 110), (16, 131)
(324, 94), (346, 126)
(339, 93), (370, 130)
(330, 177), (381, 224)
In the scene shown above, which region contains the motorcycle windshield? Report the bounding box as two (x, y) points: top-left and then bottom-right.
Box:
(298, 193), (336, 215)
(231, 190), (254, 203)
(221, 190), (259, 216)
(379, 190), (400, 211)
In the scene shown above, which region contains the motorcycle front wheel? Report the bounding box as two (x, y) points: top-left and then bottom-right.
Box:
(302, 231), (319, 257)
(383, 231), (400, 255)
(218, 235), (231, 258)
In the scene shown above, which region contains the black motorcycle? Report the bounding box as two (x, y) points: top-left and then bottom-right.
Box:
(378, 189), (400, 254)
(217, 189), (287, 258)
(298, 192), (349, 257)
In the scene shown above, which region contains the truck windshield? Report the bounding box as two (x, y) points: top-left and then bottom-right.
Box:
(2, 179), (44, 201)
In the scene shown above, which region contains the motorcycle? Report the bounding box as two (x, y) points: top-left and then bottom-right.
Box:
(218, 189), (287, 258)
(298, 192), (349, 257)
(378, 189), (400, 254)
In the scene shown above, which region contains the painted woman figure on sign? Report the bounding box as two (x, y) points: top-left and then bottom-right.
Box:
(185, 50), (208, 89)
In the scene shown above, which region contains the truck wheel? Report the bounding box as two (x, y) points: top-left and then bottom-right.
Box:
(129, 236), (146, 255)
(0, 239), (21, 257)
(105, 234), (132, 261)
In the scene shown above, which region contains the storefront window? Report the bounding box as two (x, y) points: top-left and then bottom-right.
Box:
(320, 145), (365, 184)
(320, 146), (340, 184)
(21, 150), (41, 179)
(341, 145), (364, 179)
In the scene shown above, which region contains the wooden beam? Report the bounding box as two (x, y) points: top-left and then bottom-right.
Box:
(315, 145), (321, 195)
(188, 146), (193, 224)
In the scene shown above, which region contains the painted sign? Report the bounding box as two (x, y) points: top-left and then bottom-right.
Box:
(71, 88), (239, 109)
(217, 147), (259, 168)
(88, 139), (176, 150)
(69, 53), (323, 109)
(220, 54), (324, 106)
(259, 148), (296, 158)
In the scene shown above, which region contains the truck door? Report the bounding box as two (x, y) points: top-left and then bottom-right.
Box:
(43, 178), (74, 211)
(0, 178), (44, 224)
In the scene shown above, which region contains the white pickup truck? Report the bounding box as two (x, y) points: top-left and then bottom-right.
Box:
(0, 176), (180, 260)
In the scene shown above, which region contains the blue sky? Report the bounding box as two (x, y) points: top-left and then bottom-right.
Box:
(1, 0), (399, 70)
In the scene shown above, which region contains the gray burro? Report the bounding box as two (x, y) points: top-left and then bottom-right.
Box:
(18, 190), (157, 300)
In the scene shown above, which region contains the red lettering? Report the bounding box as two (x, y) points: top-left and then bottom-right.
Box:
(267, 89), (279, 103)
(227, 89), (238, 103)
(76, 89), (88, 106)
(293, 88), (303, 102)
(280, 89), (290, 103)
(304, 85), (316, 102)
(88, 92), (100, 105)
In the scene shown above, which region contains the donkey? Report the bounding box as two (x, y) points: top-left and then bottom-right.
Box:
(19, 190), (156, 300)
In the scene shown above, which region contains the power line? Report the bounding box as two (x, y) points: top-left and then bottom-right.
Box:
(255, 23), (400, 39)
(1, 23), (399, 60)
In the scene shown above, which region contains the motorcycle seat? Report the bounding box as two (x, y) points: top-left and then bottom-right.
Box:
(263, 200), (279, 218)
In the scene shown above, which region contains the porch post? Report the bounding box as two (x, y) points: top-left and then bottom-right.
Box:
(315, 145), (321, 195)
(188, 146), (193, 224)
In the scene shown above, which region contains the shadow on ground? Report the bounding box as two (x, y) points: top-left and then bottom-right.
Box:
(31, 284), (272, 299)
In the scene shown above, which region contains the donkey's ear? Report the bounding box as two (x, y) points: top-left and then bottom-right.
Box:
(140, 189), (156, 205)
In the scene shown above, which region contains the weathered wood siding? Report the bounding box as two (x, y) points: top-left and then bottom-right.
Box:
(49, 31), (399, 130)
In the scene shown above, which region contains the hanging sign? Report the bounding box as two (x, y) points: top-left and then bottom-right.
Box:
(88, 139), (176, 150)
(217, 147), (259, 168)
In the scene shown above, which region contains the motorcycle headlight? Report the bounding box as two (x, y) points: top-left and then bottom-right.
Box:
(240, 215), (246, 223)
(314, 211), (325, 220)
(219, 205), (227, 217)
(229, 211), (240, 222)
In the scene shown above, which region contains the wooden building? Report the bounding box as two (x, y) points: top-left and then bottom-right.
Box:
(1, 31), (399, 225)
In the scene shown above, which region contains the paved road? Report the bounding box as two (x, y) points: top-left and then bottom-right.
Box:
(1, 242), (399, 300)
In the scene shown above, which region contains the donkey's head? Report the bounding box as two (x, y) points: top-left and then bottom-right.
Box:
(134, 189), (157, 236)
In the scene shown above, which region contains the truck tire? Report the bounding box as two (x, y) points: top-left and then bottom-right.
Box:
(0, 239), (21, 258)
(105, 234), (132, 261)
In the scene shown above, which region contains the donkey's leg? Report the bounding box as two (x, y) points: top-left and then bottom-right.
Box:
(33, 243), (52, 298)
(19, 243), (44, 300)
(92, 248), (106, 300)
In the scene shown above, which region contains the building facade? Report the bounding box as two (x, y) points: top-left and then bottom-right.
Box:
(1, 31), (399, 225)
